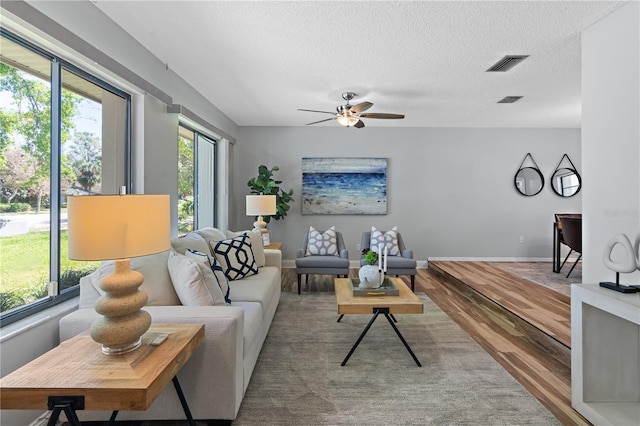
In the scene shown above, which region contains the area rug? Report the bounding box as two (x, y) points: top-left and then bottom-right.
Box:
(233, 292), (559, 425)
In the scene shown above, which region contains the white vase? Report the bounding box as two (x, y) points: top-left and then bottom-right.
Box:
(359, 265), (382, 288)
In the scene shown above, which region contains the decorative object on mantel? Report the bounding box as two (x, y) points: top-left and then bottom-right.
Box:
(551, 154), (582, 197)
(514, 153), (544, 196)
(302, 157), (387, 215)
(67, 189), (170, 354)
(600, 233), (638, 293)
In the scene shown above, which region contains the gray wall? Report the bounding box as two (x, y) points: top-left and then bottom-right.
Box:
(582, 1), (640, 283)
(233, 126), (581, 263)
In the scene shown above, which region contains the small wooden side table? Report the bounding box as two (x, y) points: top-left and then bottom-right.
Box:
(265, 242), (283, 250)
(0, 323), (204, 425)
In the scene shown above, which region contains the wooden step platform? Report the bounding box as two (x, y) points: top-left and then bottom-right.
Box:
(422, 261), (587, 425)
(428, 260), (571, 348)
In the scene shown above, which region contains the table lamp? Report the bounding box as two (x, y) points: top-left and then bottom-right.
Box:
(246, 194), (276, 235)
(67, 193), (170, 355)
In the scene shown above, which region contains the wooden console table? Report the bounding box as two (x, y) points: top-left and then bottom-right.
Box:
(0, 323), (204, 425)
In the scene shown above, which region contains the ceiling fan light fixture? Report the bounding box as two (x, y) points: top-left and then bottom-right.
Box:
(336, 113), (359, 127)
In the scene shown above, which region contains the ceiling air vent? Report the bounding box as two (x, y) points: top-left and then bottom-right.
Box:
(498, 96), (523, 104)
(487, 55), (529, 72)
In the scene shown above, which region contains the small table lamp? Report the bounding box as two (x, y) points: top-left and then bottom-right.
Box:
(246, 194), (276, 235)
(67, 193), (170, 355)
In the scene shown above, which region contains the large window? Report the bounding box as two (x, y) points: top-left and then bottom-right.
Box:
(177, 124), (216, 235)
(0, 30), (130, 324)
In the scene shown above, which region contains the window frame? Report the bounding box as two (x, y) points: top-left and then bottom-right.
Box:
(0, 28), (132, 327)
(178, 122), (218, 231)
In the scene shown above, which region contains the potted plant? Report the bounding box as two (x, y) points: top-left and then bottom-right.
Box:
(359, 248), (382, 288)
(247, 165), (294, 223)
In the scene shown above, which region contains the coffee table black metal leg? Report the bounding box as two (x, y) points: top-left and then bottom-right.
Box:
(172, 376), (196, 426)
(383, 313), (422, 367)
(337, 314), (344, 322)
(341, 310), (381, 366)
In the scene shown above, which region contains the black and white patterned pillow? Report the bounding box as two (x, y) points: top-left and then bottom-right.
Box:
(370, 226), (400, 256)
(185, 248), (231, 303)
(305, 226), (339, 256)
(210, 234), (258, 281)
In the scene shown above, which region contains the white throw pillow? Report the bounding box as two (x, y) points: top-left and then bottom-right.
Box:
(171, 232), (209, 255)
(210, 234), (258, 281)
(89, 250), (180, 307)
(185, 248), (231, 304)
(226, 229), (265, 267)
(370, 226), (400, 256)
(167, 251), (227, 306)
(305, 226), (339, 256)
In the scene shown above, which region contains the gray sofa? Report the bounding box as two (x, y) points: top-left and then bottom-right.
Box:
(58, 227), (281, 422)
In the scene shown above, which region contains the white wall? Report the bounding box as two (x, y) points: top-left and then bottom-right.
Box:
(582, 1), (640, 283)
(233, 126), (581, 262)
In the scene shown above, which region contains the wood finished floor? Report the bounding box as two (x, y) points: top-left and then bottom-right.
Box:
(283, 264), (589, 426)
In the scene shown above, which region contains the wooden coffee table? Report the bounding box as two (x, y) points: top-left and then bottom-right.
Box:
(0, 323), (204, 425)
(334, 277), (423, 367)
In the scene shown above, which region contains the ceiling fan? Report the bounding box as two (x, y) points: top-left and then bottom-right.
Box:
(298, 92), (404, 128)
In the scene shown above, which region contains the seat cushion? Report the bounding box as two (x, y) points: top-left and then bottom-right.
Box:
(296, 255), (349, 269)
(228, 266), (280, 312)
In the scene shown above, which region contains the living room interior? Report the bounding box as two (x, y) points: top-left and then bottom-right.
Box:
(0, 1), (638, 425)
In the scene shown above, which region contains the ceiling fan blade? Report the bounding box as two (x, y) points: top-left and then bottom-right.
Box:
(358, 113), (405, 119)
(305, 117), (336, 126)
(298, 108), (336, 115)
(349, 101), (373, 114)
(353, 120), (365, 128)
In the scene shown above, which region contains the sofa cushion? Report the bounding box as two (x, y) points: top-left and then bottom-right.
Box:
(226, 229), (265, 267)
(186, 248), (231, 304)
(210, 234), (258, 281)
(228, 266), (280, 312)
(168, 251), (227, 306)
(195, 227), (227, 254)
(171, 232), (209, 255)
(305, 226), (339, 256)
(81, 250), (180, 308)
(370, 225), (400, 256)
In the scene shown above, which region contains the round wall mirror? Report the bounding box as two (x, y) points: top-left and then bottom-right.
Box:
(514, 167), (544, 196)
(551, 167), (581, 197)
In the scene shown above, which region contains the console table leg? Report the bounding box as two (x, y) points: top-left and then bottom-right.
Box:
(172, 376), (196, 426)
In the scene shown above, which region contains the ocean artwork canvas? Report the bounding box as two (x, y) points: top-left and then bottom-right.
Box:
(302, 157), (387, 215)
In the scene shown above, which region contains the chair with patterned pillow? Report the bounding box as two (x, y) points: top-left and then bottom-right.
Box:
(295, 226), (350, 294)
(361, 226), (417, 291)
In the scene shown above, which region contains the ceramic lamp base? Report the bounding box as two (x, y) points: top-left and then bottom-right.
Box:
(90, 258), (151, 355)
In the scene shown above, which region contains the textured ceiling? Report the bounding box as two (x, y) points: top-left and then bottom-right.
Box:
(92, 0), (627, 128)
